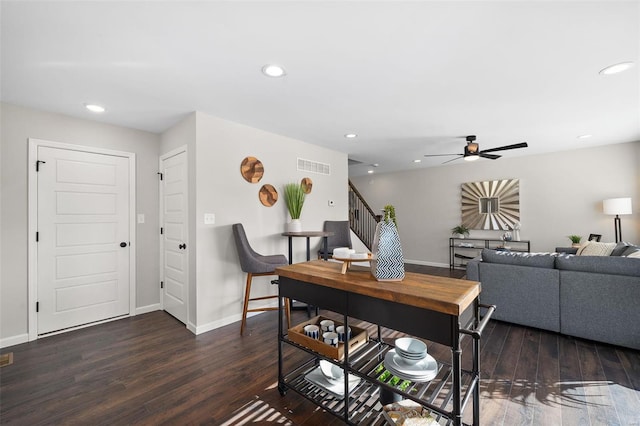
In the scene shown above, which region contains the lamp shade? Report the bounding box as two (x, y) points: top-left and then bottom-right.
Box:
(603, 198), (632, 215)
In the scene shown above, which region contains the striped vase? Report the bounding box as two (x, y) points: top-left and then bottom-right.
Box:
(370, 220), (405, 281)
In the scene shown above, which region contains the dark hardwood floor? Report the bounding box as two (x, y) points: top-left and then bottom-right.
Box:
(1, 267), (639, 425)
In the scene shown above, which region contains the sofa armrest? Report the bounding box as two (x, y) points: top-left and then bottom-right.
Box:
(477, 262), (560, 332)
(466, 256), (481, 281)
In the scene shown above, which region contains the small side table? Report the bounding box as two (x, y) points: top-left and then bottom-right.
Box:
(281, 231), (334, 264)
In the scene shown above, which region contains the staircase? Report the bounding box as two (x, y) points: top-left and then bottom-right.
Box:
(348, 180), (381, 250)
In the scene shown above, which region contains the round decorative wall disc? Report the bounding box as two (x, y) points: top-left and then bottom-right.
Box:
(240, 156), (264, 183)
(301, 177), (313, 194)
(259, 184), (278, 207)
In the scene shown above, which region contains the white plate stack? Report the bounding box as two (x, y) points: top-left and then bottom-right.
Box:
(384, 338), (438, 382)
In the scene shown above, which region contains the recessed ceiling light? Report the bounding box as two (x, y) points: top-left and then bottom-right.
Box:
(577, 134), (592, 139)
(367, 170), (374, 174)
(599, 62), (634, 75)
(344, 133), (358, 139)
(372, 163), (379, 167)
(413, 159), (421, 163)
(261, 64), (286, 78)
(84, 103), (105, 113)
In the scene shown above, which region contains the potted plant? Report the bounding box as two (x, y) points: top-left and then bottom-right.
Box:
(382, 204), (397, 226)
(568, 235), (582, 248)
(283, 182), (305, 232)
(451, 224), (470, 239)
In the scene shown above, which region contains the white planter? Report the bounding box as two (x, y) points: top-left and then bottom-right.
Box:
(287, 219), (302, 233)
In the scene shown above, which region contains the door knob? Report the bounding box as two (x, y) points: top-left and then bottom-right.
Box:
(120, 242), (128, 247)
(179, 243), (186, 250)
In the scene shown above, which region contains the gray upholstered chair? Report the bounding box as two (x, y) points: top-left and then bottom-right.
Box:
(232, 223), (290, 335)
(318, 220), (352, 259)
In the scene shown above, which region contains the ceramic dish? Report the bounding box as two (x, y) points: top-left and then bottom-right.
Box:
(384, 349), (438, 382)
(305, 367), (361, 398)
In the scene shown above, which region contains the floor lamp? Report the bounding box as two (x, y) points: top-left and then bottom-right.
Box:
(603, 197), (632, 243)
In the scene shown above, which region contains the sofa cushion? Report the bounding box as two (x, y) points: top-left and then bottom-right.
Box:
(481, 249), (555, 268)
(576, 241), (616, 256)
(556, 253), (640, 277)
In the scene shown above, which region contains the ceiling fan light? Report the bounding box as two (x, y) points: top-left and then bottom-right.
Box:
(467, 142), (479, 153)
(464, 155), (480, 162)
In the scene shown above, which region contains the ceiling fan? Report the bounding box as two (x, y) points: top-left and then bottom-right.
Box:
(425, 135), (528, 164)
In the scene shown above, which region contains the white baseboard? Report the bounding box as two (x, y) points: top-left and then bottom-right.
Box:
(186, 322), (197, 334)
(404, 259), (450, 269)
(192, 309), (273, 335)
(194, 313), (244, 335)
(135, 303), (161, 315)
(0, 333), (29, 349)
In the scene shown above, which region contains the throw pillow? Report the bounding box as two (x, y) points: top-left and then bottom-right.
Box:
(577, 241), (616, 256)
(627, 250), (640, 258)
(610, 241), (632, 256)
(621, 245), (640, 256)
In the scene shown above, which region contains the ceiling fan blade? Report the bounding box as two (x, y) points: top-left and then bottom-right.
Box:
(479, 153), (501, 160)
(424, 153), (462, 157)
(441, 156), (463, 164)
(480, 142), (528, 154)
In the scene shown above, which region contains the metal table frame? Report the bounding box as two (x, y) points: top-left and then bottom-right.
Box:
(276, 261), (494, 426)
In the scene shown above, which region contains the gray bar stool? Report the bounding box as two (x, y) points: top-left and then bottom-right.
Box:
(232, 223), (291, 335)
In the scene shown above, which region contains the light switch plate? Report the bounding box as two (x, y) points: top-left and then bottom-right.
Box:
(204, 213), (215, 225)
(137, 214), (145, 224)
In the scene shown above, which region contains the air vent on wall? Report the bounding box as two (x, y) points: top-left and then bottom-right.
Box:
(297, 158), (331, 175)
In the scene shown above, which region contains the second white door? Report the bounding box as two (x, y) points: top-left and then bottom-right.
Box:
(160, 149), (188, 324)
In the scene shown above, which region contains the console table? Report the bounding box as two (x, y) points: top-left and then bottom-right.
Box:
(276, 260), (494, 425)
(450, 237), (531, 270)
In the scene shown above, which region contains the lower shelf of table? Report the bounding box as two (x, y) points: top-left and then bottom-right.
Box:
(279, 339), (477, 426)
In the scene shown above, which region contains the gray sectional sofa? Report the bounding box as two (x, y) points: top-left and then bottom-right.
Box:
(466, 248), (640, 350)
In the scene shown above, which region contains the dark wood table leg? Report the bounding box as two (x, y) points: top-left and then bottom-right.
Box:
(322, 236), (329, 261)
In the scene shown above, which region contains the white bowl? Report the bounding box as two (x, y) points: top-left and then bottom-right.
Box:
(333, 247), (354, 258)
(395, 337), (427, 356)
(319, 360), (344, 382)
(395, 354), (423, 366)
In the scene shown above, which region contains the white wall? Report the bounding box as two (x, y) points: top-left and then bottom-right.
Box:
(0, 103), (161, 346)
(351, 142), (640, 267)
(190, 112), (348, 333)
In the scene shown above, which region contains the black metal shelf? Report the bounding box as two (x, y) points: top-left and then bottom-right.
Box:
(280, 333), (482, 425)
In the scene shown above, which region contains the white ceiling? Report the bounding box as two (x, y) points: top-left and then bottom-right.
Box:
(2, 1), (638, 176)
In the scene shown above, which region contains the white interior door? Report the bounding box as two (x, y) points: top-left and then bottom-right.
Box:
(160, 149), (188, 324)
(37, 146), (131, 334)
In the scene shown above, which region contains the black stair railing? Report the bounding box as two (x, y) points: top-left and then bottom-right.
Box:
(348, 180), (381, 250)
